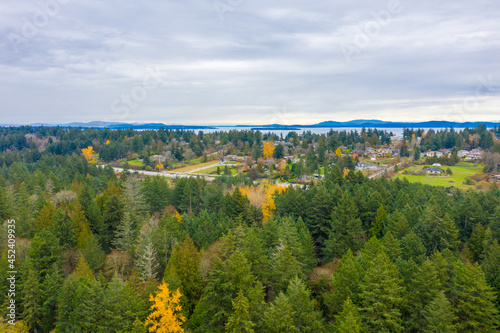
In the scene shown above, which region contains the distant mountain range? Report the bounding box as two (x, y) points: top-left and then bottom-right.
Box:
(230, 119), (500, 129)
(19, 121), (217, 130)
(1, 120), (499, 129)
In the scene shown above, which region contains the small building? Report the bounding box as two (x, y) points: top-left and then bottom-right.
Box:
(422, 167), (444, 174)
(423, 151), (443, 158)
(432, 163), (442, 167)
(356, 162), (378, 171)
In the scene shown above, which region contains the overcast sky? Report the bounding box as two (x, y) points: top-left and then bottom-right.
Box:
(1, 0), (499, 125)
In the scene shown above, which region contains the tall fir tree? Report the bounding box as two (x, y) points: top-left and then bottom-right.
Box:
(225, 290), (255, 333)
(359, 252), (403, 332)
(334, 297), (363, 333)
(422, 291), (457, 333)
(324, 194), (364, 260)
(369, 204), (387, 238)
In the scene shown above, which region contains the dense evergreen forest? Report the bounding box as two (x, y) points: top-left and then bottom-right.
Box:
(1, 125), (499, 332)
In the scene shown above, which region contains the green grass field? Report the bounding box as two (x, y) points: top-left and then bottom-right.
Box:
(170, 160), (219, 173)
(127, 160), (144, 167)
(193, 165), (220, 175)
(392, 162), (484, 190)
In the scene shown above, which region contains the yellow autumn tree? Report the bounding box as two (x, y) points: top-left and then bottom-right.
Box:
(105, 140), (111, 145)
(175, 211), (183, 223)
(343, 167), (350, 177)
(145, 282), (185, 333)
(239, 182), (285, 222)
(262, 141), (275, 159)
(335, 147), (342, 158)
(82, 146), (95, 163)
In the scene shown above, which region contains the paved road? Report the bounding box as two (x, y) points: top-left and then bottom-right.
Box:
(102, 166), (217, 181)
(368, 163), (402, 179)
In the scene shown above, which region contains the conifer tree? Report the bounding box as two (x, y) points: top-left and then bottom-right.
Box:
(468, 223), (485, 262)
(164, 235), (203, 316)
(136, 241), (159, 281)
(21, 265), (41, 331)
(422, 291), (457, 333)
(324, 194), (364, 260)
(0, 185), (11, 221)
(448, 260), (499, 332)
(80, 232), (106, 272)
(71, 200), (92, 249)
(384, 210), (411, 240)
(52, 209), (77, 249)
(225, 290), (255, 333)
(335, 297), (363, 333)
(482, 238), (500, 307)
(369, 204), (387, 238)
(382, 231), (402, 262)
(262, 292), (298, 333)
(35, 201), (56, 232)
(113, 212), (137, 252)
(286, 276), (326, 332)
(359, 252), (403, 332)
(270, 241), (302, 293)
(326, 249), (364, 318)
(190, 250), (256, 332)
(40, 263), (64, 332)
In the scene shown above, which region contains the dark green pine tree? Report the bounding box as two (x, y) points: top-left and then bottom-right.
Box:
(0, 185), (11, 221)
(448, 260), (499, 332)
(164, 234), (203, 317)
(468, 223), (485, 262)
(400, 232), (427, 264)
(325, 249), (364, 319)
(414, 204), (459, 255)
(262, 292), (299, 333)
(52, 209), (77, 249)
(359, 252), (404, 332)
(103, 274), (148, 332)
(384, 210), (411, 240)
(286, 276), (326, 332)
(294, 217), (318, 273)
(489, 205), (500, 241)
(269, 242), (302, 293)
(78, 184), (103, 236)
(334, 297), (363, 333)
(21, 264), (41, 332)
(403, 258), (443, 331)
(57, 255), (107, 333)
(190, 250), (256, 332)
(369, 204), (387, 238)
(101, 194), (125, 252)
(305, 185), (334, 248)
(324, 194), (364, 260)
(482, 238), (500, 307)
(422, 291), (457, 333)
(40, 263), (65, 332)
(26, 228), (62, 278)
(80, 232), (106, 273)
(225, 290), (255, 333)
(382, 231), (402, 262)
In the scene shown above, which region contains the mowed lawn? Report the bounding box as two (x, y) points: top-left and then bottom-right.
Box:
(193, 165), (220, 174)
(170, 160), (220, 173)
(392, 162), (484, 190)
(127, 160), (144, 167)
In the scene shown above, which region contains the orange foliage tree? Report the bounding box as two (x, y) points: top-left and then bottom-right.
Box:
(145, 281), (185, 333)
(82, 146), (95, 163)
(262, 141), (275, 160)
(335, 147), (342, 158)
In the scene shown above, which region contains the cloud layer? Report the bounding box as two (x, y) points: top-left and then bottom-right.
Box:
(1, 0), (499, 125)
